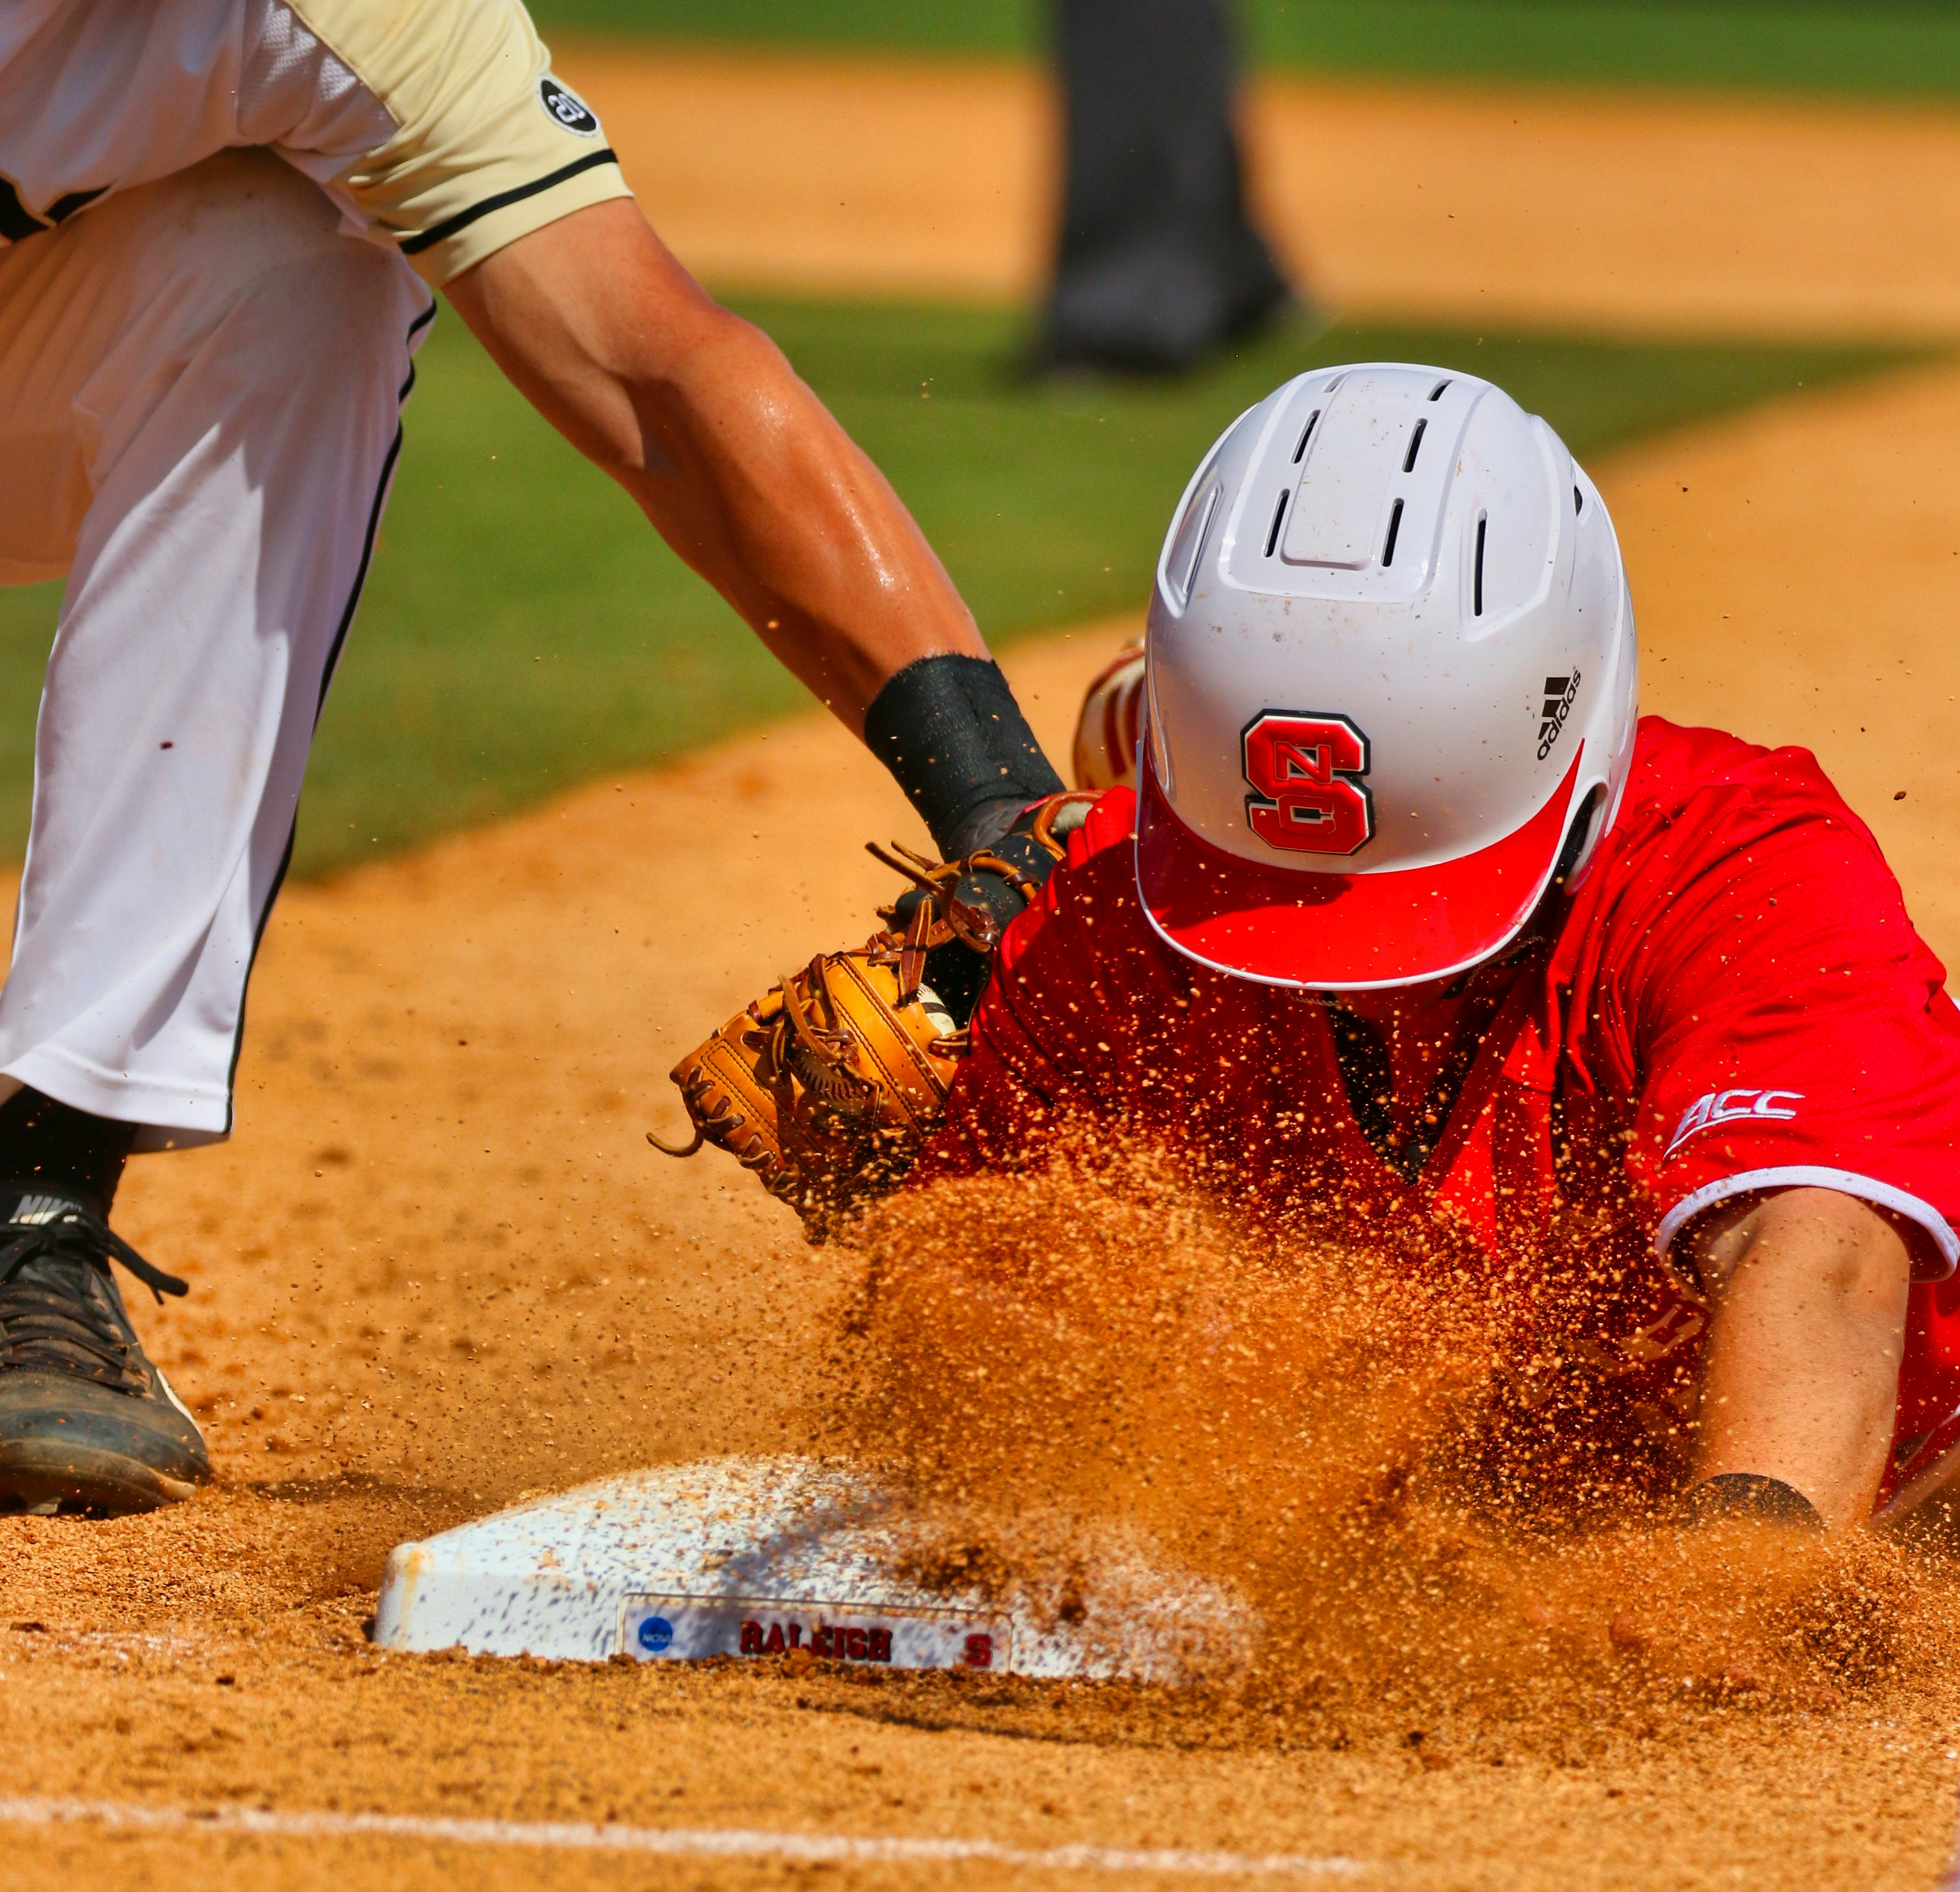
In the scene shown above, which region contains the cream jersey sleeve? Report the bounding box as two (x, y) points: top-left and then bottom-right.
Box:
(285, 0), (631, 283)
(0, 0), (632, 285)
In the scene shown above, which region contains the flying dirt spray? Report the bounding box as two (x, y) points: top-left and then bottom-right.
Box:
(824, 1138), (1960, 1756)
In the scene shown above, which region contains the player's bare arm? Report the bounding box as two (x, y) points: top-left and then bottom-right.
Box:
(1684, 1186), (1913, 1528)
(1332, 984), (1922, 1529)
(444, 199), (988, 729)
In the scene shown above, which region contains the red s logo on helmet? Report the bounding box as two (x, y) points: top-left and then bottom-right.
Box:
(1241, 711), (1374, 855)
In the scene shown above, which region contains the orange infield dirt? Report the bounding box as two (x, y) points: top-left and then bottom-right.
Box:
(10, 365), (1960, 1888)
(556, 43), (1960, 340)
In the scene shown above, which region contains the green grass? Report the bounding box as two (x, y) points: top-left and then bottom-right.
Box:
(0, 304), (1913, 878)
(537, 0), (1036, 55)
(532, 0), (1960, 100)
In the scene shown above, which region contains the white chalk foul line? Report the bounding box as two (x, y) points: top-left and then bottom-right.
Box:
(0, 1796), (1369, 1877)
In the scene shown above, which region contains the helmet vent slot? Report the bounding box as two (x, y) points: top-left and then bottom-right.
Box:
(1402, 419), (1428, 473)
(1574, 485), (1583, 515)
(1429, 379), (1450, 401)
(1473, 515), (1488, 615)
(1293, 409), (1322, 464)
(1264, 490), (1290, 558)
(1381, 499), (1404, 568)
(1165, 482), (1220, 608)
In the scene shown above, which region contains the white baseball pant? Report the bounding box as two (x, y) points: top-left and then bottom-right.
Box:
(0, 148), (433, 1148)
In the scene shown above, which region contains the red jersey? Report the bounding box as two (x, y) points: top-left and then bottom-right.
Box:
(916, 717), (1960, 1499)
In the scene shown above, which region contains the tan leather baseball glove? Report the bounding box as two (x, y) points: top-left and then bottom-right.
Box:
(648, 794), (1093, 1241)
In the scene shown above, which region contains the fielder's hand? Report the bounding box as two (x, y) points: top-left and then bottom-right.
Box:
(880, 792), (1095, 1024)
(648, 793), (1092, 1241)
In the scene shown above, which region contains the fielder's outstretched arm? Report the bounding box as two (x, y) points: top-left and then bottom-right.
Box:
(444, 199), (984, 730)
(1685, 1186), (1912, 1529)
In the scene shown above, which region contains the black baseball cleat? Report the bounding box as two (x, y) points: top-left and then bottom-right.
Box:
(0, 1184), (208, 1514)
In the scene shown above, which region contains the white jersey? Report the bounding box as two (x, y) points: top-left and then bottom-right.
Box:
(0, 0), (632, 284)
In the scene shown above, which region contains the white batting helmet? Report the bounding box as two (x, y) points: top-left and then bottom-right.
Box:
(1136, 363), (1637, 989)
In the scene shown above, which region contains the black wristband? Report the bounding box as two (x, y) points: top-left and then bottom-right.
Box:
(864, 656), (1065, 859)
(1680, 1473), (1824, 1531)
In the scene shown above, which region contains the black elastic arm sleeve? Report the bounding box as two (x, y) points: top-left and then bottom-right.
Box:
(863, 656), (1067, 860)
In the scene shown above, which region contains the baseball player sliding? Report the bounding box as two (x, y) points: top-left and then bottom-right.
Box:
(0, 0), (1064, 1514)
(668, 364), (1960, 1536)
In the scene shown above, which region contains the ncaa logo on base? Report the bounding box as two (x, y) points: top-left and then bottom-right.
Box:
(637, 1615), (674, 1653)
(1664, 1087), (1802, 1158)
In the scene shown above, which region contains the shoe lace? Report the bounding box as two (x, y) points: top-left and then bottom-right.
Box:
(0, 1204), (188, 1389)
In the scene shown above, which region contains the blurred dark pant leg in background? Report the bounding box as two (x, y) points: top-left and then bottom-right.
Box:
(1041, 0), (1295, 373)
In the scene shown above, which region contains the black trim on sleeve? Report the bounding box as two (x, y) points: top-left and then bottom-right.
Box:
(398, 148), (619, 256)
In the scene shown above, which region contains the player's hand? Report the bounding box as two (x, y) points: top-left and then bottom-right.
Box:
(881, 794), (1096, 1025)
(647, 795), (1093, 1240)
